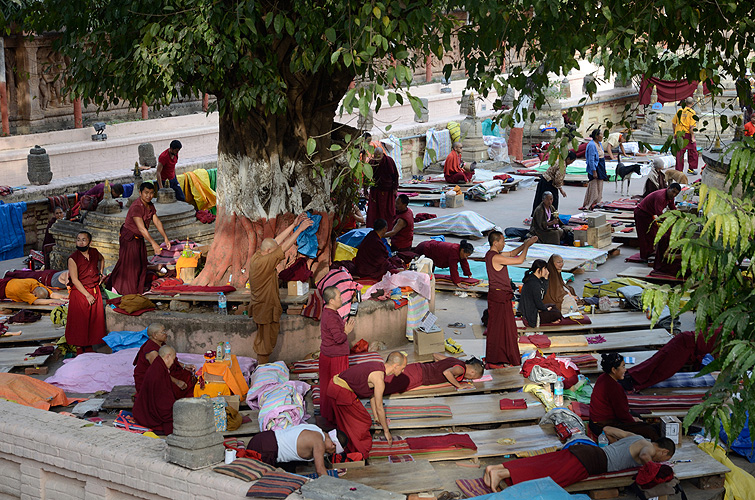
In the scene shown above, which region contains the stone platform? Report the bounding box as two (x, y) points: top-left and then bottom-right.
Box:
(48, 200), (215, 270)
(105, 297), (410, 363)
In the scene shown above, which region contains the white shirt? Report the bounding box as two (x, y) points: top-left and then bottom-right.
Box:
(275, 424), (325, 463)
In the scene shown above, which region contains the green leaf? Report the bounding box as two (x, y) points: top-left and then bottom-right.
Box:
(329, 144), (342, 151)
(274, 14), (284, 34)
(306, 137), (316, 156)
(325, 28), (336, 43)
(343, 51), (353, 67)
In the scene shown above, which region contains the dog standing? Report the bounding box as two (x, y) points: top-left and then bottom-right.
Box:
(614, 154), (643, 195)
(664, 168), (689, 185)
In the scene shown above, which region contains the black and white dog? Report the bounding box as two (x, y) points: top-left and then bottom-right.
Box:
(614, 154), (642, 195)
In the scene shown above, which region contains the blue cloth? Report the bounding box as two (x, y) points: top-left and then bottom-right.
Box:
(451, 259), (573, 283)
(103, 327), (149, 352)
(430, 235), (446, 242)
(468, 477), (590, 500)
(295, 212), (322, 258)
(337, 228), (372, 248)
(482, 119), (502, 137)
(0, 201), (27, 261)
(558, 214), (571, 225)
(122, 183), (134, 198)
(720, 412), (755, 462)
(563, 438), (598, 449)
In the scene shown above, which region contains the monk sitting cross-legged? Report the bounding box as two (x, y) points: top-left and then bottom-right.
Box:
(133, 345), (180, 435)
(133, 323), (196, 399)
(384, 354), (485, 394)
(353, 219), (403, 280)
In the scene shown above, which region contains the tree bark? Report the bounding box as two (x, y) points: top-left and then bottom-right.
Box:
(195, 65), (354, 287)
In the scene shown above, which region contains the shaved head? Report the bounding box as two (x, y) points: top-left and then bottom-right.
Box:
(260, 238), (279, 254)
(158, 345), (176, 368)
(386, 351), (406, 366)
(33, 286), (50, 299)
(148, 323), (166, 339)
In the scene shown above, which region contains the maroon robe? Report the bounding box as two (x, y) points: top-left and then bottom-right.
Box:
(485, 250), (520, 366)
(132, 355), (176, 435)
(65, 248), (106, 348)
(133, 338), (195, 399)
(109, 199), (156, 295)
(319, 307), (350, 423)
(415, 240), (471, 285)
(634, 189), (676, 261)
(589, 373), (658, 440)
(384, 358), (465, 394)
(353, 230), (401, 279)
(366, 155), (399, 228)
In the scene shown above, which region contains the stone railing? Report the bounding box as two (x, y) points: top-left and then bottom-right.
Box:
(0, 400), (249, 499)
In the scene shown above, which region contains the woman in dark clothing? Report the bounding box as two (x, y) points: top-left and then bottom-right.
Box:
(589, 352), (660, 441)
(518, 259), (562, 327)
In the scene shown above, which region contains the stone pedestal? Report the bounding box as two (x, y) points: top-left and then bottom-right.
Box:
(166, 398), (224, 469)
(97, 180), (122, 214)
(157, 188), (177, 204)
(358, 108), (373, 131)
(459, 117), (488, 163)
(414, 98), (429, 123)
(138, 143), (157, 167)
(26, 145), (53, 185)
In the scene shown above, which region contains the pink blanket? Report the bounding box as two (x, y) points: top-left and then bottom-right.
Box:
(46, 348), (257, 393)
(363, 270), (432, 301)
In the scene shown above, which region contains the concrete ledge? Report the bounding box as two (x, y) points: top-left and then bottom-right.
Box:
(0, 400), (249, 499)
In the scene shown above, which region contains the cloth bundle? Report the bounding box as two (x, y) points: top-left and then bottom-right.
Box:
(246, 361), (310, 432)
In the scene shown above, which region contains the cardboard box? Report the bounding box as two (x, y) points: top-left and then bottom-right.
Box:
(445, 192), (464, 208)
(223, 395), (240, 412)
(585, 213), (607, 227)
(574, 223), (612, 248)
(287, 281), (309, 296)
(661, 415), (681, 445)
(414, 327), (445, 356)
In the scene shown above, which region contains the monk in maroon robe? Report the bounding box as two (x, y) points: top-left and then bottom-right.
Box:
(634, 184), (681, 262)
(133, 345), (178, 435)
(384, 354), (484, 394)
(415, 239), (475, 287)
(133, 323), (195, 399)
(66, 231), (106, 355)
(444, 142), (475, 184)
(108, 182), (170, 295)
(353, 220), (403, 280)
(319, 286), (353, 425)
(366, 148), (398, 228)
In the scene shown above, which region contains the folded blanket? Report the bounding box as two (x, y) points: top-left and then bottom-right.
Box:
(518, 334), (551, 348)
(627, 393), (704, 413)
(500, 398), (527, 410)
(650, 371), (716, 389)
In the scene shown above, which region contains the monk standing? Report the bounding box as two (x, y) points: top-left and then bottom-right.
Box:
(133, 345), (178, 435)
(366, 148), (399, 228)
(249, 213), (313, 365)
(319, 286), (354, 425)
(485, 231), (537, 367)
(133, 323), (195, 399)
(326, 352), (407, 458)
(65, 231), (106, 355)
(384, 194), (414, 252)
(108, 182), (171, 295)
(444, 142), (475, 184)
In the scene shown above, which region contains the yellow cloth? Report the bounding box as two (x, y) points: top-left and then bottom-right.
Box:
(186, 169), (216, 211)
(200, 355), (249, 396)
(194, 381), (231, 398)
(175, 254), (200, 278)
(698, 442), (755, 500)
(672, 107), (697, 134)
(176, 173), (194, 206)
(4, 279), (52, 305)
(447, 121), (461, 143)
(334, 242), (358, 262)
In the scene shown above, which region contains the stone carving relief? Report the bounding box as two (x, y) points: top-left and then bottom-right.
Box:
(36, 47), (69, 110)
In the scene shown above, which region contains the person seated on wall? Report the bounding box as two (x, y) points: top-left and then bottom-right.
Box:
(518, 259), (562, 327)
(414, 239), (475, 288)
(384, 354), (485, 394)
(247, 424), (348, 476)
(0, 278), (68, 305)
(133, 323), (196, 399)
(384, 194), (414, 252)
(543, 254), (583, 315)
(352, 219), (403, 280)
(132, 345), (179, 435)
(589, 352), (660, 441)
(43, 206), (66, 249)
(482, 426), (675, 491)
(530, 191), (571, 245)
(444, 141), (476, 184)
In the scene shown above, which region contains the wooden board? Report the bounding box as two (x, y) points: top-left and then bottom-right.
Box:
(370, 392), (544, 430)
(519, 311), (652, 334)
(343, 459), (441, 494)
(0, 346), (51, 368)
(223, 410), (260, 437)
(434, 282), (488, 294)
(565, 437), (729, 492)
(385, 366), (527, 400)
(0, 302), (58, 312)
(102, 385), (136, 409)
(143, 288), (311, 305)
(578, 351), (658, 375)
(617, 266), (685, 284)
(0, 316), (64, 344)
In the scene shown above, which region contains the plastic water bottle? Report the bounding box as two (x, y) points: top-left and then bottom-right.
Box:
(440, 194), (446, 208)
(554, 376), (564, 407)
(216, 342), (224, 362)
(224, 341), (231, 360)
(598, 433), (609, 448)
(217, 292), (227, 315)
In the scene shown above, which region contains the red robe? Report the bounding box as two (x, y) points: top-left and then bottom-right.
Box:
(444, 150), (473, 184)
(133, 339), (195, 399)
(132, 355), (176, 435)
(65, 248), (106, 348)
(503, 449), (589, 487)
(589, 373), (658, 440)
(353, 230), (401, 280)
(384, 358), (465, 394)
(109, 199), (156, 295)
(634, 189), (676, 261)
(485, 250), (520, 366)
(319, 307), (350, 424)
(366, 155), (399, 228)
(415, 240), (471, 285)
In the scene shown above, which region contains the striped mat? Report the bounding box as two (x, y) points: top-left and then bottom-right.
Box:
(650, 371), (716, 389)
(365, 404), (453, 420)
(370, 437), (412, 458)
(627, 393), (704, 413)
(456, 478), (493, 498)
(290, 352), (384, 374)
(514, 445), (561, 458)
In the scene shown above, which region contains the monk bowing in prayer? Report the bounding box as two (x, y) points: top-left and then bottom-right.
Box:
(108, 182), (171, 295)
(415, 239), (475, 288)
(634, 183), (681, 262)
(353, 219), (403, 279)
(366, 148), (399, 228)
(133, 323), (196, 399)
(326, 352), (407, 458)
(485, 231), (537, 367)
(65, 231), (106, 355)
(444, 141), (475, 184)
(249, 213), (313, 365)
(133, 345), (179, 435)
(384, 354), (485, 394)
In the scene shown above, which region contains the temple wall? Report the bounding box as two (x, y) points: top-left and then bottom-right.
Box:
(0, 400), (249, 500)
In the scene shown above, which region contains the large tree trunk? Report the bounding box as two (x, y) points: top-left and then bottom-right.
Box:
(195, 64), (354, 287)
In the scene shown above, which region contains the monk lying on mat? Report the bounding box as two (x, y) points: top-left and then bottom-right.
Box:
(384, 354), (485, 394)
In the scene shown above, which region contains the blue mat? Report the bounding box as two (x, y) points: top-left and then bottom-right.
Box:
(436, 259), (573, 283)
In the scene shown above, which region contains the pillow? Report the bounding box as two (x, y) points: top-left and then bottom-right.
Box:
(246, 471), (307, 498)
(213, 458), (276, 481)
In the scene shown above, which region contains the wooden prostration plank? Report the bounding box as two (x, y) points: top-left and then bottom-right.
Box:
(0, 346), (51, 368)
(617, 266), (685, 284)
(519, 311), (652, 334)
(386, 366), (527, 400)
(0, 316), (64, 344)
(102, 385), (136, 409)
(343, 460), (442, 494)
(369, 392), (544, 430)
(527, 329), (672, 354)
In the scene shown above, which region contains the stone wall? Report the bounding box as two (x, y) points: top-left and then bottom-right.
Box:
(0, 400), (250, 499)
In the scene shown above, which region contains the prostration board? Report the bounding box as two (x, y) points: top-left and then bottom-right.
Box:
(617, 266), (685, 284)
(343, 460), (441, 494)
(368, 392), (544, 430)
(0, 316), (64, 344)
(519, 311), (652, 334)
(0, 346), (51, 368)
(385, 366), (527, 400)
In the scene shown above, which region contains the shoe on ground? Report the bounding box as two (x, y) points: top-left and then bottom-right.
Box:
(687, 169), (697, 175)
